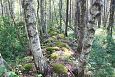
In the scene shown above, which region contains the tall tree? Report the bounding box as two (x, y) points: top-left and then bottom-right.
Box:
(74, 0), (102, 76)
(0, 0), (3, 16)
(107, 0), (115, 39)
(22, 0), (47, 73)
(59, 0), (62, 33)
(65, 0), (69, 36)
(40, 0), (46, 35)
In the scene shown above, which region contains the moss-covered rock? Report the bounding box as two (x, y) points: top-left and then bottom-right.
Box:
(52, 63), (68, 74)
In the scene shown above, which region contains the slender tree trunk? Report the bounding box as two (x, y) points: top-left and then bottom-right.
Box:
(59, 0), (62, 33)
(22, 0), (47, 74)
(0, 0), (4, 16)
(69, 0), (72, 27)
(65, 0), (69, 37)
(44, 0), (48, 36)
(40, 0), (47, 36)
(52, 0), (59, 26)
(107, 0), (115, 39)
(74, 0), (102, 77)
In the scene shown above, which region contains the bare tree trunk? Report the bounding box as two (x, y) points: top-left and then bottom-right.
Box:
(59, 0), (62, 33)
(69, 0), (72, 27)
(22, 0), (47, 74)
(107, 0), (115, 39)
(0, 0), (4, 16)
(65, 0), (69, 37)
(74, 0), (103, 77)
(40, 0), (47, 36)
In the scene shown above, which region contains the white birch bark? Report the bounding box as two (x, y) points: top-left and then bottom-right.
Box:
(75, 0), (103, 76)
(22, 0), (47, 73)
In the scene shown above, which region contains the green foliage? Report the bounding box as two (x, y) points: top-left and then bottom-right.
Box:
(23, 64), (32, 72)
(23, 56), (33, 63)
(0, 66), (7, 76)
(0, 17), (27, 59)
(52, 63), (68, 74)
(48, 28), (59, 36)
(8, 72), (19, 77)
(37, 74), (43, 77)
(89, 35), (114, 77)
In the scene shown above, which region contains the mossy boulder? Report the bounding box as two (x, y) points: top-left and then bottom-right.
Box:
(52, 63), (68, 74)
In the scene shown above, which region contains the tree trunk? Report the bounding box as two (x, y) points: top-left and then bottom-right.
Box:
(22, 0), (47, 74)
(59, 0), (62, 33)
(75, 0), (102, 77)
(40, 0), (46, 36)
(107, 0), (115, 39)
(0, 0), (4, 16)
(65, 0), (69, 37)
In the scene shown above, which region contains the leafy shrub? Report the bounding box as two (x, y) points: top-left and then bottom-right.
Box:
(0, 17), (27, 59)
(89, 35), (114, 77)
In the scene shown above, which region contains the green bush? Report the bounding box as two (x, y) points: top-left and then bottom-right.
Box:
(89, 35), (114, 77)
(0, 17), (27, 59)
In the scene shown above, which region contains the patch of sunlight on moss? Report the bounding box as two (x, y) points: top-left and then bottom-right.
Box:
(50, 53), (59, 60)
(61, 47), (73, 59)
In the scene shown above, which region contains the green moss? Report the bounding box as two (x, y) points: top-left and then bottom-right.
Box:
(24, 64), (32, 72)
(55, 42), (70, 49)
(52, 63), (68, 74)
(46, 47), (60, 52)
(46, 47), (60, 55)
(50, 53), (59, 60)
(61, 47), (69, 52)
(0, 66), (7, 76)
(57, 34), (65, 39)
(23, 56), (33, 63)
(45, 37), (57, 45)
(48, 29), (58, 36)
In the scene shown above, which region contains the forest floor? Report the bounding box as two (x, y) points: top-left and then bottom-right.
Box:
(9, 34), (78, 77)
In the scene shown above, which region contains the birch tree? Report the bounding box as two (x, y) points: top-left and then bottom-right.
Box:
(22, 0), (47, 73)
(74, 0), (103, 76)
